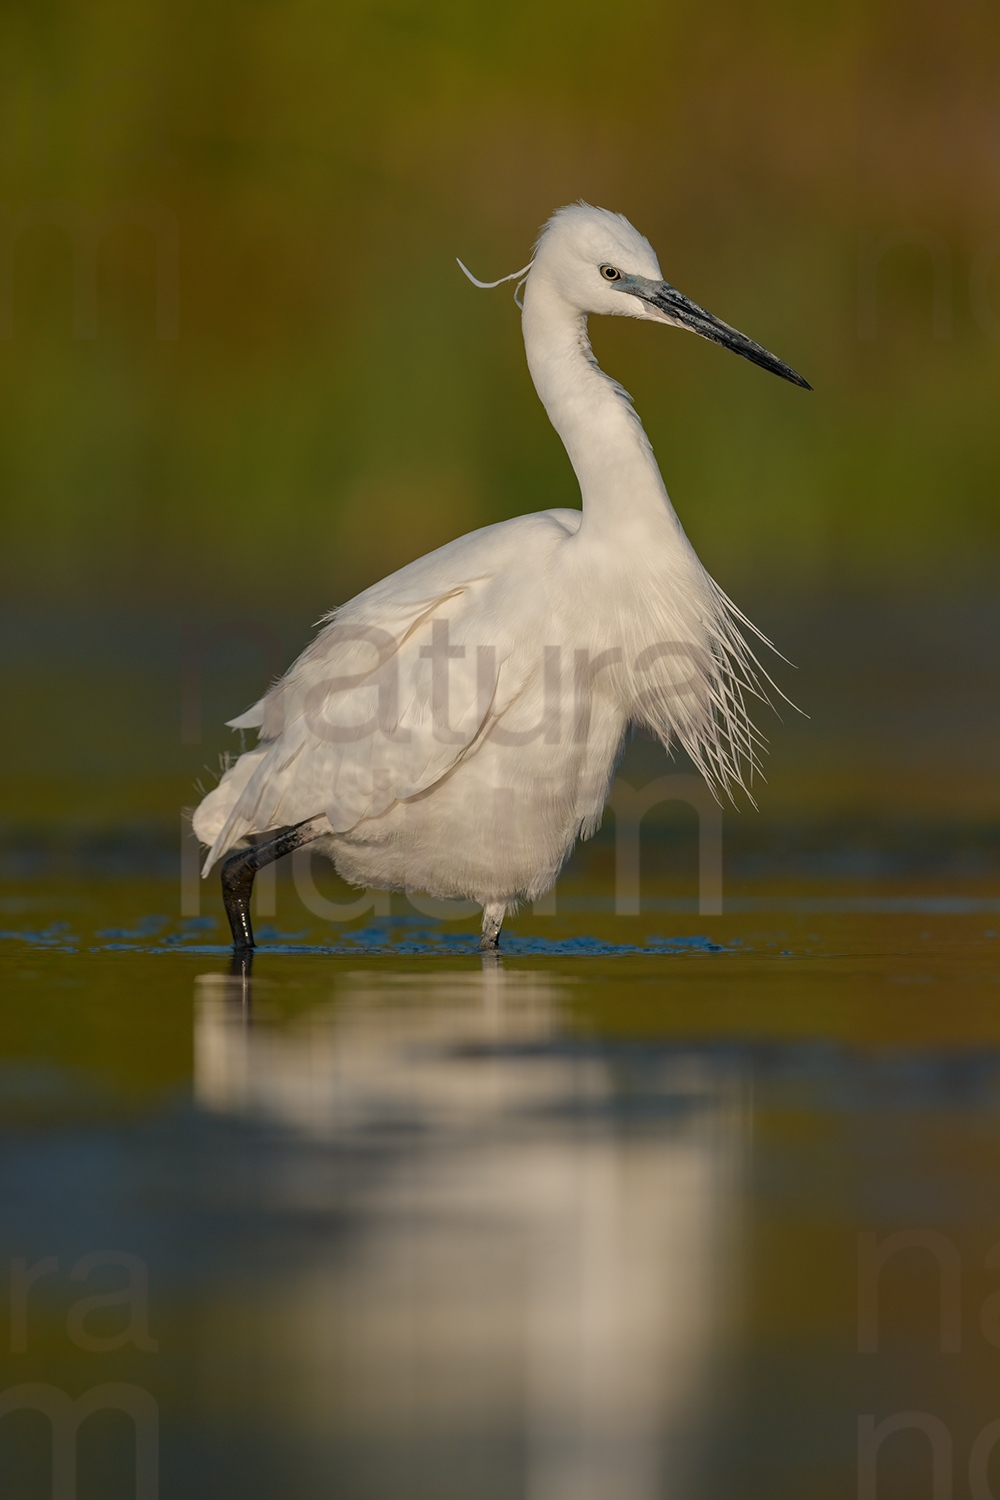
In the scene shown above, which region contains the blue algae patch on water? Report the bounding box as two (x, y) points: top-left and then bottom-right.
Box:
(645, 934), (730, 953)
(235, 930), (742, 958)
(1, 909), (746, 959)
(253, 923), (310, 942)
(157, 916), (221, 945)
(0, 921), (79, 951)
(95, 914), (170, 940)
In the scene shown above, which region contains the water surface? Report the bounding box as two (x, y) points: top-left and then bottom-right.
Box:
(1, 877), (998, 1499)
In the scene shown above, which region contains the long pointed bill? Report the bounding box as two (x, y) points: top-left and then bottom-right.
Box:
(617, 274), (811, 389)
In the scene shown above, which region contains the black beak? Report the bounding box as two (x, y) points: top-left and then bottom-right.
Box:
(621, 275), (811, 390)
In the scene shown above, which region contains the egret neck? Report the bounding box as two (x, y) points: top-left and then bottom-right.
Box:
(521, 274), (684, 548)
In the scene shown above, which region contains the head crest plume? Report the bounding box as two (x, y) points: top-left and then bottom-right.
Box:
(457, 257), (533, 309)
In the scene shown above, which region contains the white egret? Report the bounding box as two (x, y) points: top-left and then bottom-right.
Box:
(193, 203), (809, 951)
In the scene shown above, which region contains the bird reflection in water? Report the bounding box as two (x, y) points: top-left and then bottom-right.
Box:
(194, 961), (747, 1500)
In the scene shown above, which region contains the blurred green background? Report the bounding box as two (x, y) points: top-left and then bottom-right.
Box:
(0, 0), (998, 861)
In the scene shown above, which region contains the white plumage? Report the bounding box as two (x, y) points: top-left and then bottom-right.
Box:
(194, 203), (808, 948)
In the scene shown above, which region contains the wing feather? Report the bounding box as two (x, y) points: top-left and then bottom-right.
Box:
(195, 509), (577, 871)
(200, 584), (509, 870)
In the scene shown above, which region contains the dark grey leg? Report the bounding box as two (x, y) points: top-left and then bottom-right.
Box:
(221, 817), (324, 951)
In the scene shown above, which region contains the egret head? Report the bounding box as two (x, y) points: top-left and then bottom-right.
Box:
(463, 202), (810, 390)
(530, 203), (666, 317)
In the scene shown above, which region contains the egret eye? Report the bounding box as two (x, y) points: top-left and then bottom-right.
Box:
(600, 264), (622, 282)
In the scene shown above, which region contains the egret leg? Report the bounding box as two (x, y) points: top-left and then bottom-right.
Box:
(221, 815), (326, 951)
(479, 902), (506, 952)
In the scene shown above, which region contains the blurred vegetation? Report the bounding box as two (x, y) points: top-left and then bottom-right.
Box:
(0, 0), (998, 610)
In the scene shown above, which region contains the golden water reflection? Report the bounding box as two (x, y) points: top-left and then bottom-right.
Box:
(194, 963), (748, 1498)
